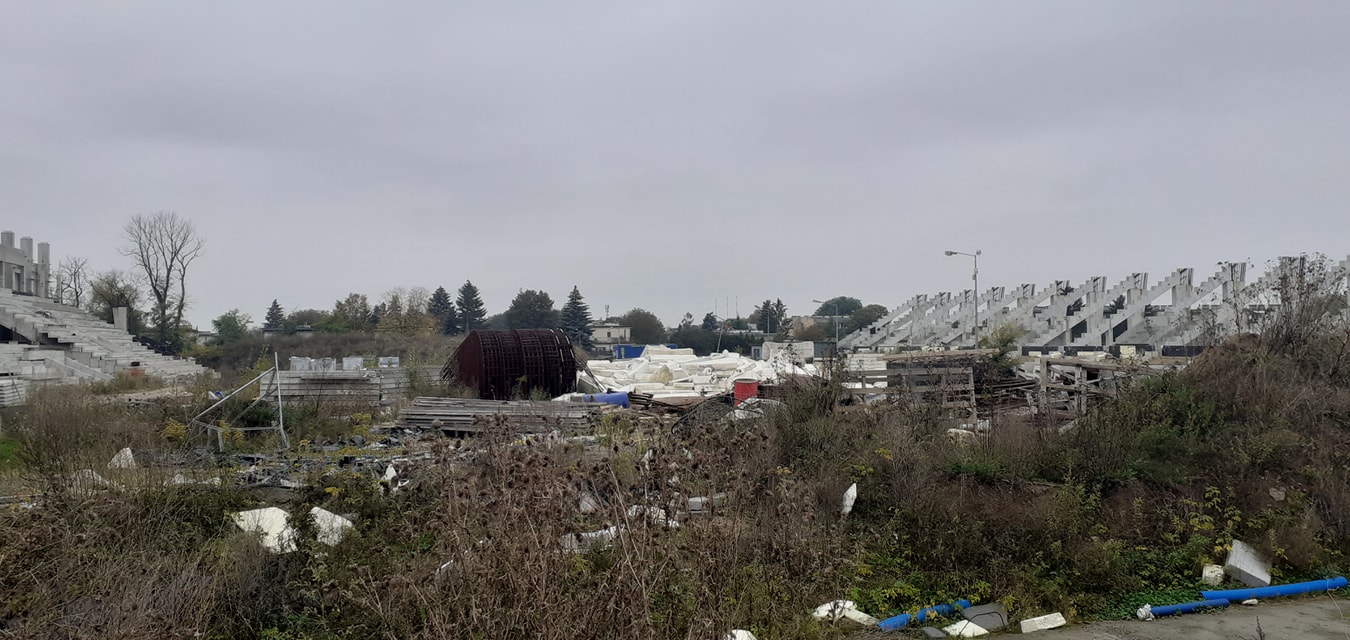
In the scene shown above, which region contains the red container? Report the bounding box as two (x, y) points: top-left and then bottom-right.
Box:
(732, 379), (759, 405)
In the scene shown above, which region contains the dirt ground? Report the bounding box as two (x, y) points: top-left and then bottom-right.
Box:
(1034, 595), (1349, 640)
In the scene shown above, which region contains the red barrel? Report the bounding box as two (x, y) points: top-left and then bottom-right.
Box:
(732, 379), (759, 405)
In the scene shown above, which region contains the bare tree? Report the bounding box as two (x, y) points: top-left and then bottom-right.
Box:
(55, 256), (90, 306)
(122, 212), (204, 352)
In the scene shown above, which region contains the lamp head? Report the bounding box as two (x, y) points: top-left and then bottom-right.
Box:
(944, 251), (956, 256)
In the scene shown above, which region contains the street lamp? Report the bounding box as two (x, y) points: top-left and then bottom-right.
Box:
(811, 299), (841, 345)
(944, 250), (982, 346)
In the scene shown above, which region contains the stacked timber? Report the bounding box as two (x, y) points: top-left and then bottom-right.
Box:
(398, 397), (602, 434)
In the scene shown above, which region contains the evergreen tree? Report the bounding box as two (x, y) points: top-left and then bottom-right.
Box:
(701, 312), (719, 332)
(428, 286), (452, 321)
(441, 302), (462, 335)
(560, 286), (595, 350)
(264, 299), (285, 329)
(457, 280), (487, 332)
(503, 289), (558, 329)
(772, 299), (789, 334)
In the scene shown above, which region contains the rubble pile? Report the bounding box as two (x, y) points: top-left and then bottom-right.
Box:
(586, 346), (816, 399)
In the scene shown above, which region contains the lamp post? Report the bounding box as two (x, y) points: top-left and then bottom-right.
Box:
(944, 250), (981, 346)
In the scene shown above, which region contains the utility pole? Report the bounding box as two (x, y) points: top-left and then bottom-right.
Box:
(945, 250), (982, 346)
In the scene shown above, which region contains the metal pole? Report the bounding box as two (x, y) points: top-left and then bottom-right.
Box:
(973, 251), (980, 346)
(945, 250), (983, 347)
(274, 352), (290, 450)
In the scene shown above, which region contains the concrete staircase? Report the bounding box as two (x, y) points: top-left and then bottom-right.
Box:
(0, 290), (212, 382)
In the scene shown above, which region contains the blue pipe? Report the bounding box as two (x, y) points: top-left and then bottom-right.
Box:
(1150, 598), (1229, 617)
(878, 599), (972, 631)
(1201, 576), (1348, 602)
(582, 393), (630, 408)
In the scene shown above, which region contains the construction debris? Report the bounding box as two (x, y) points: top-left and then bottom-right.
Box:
(107, 447), (136, 469)
(69, 469), (121, 492)
(724, 631), (756, 640)
(626, 505), (679, 529)
(1202, 563), (1226, 586)
(232, 507), (297, 553)
(587, 346), (815, 400)
(841, 483), (857, 518)
(560, 525), (621, 552)
(811, 600), (879, 626)
(310, 507), (355, 546)
(1018, 612), (1067, 633)
(397, 397), (603, 433)
(231, 506), (355, 553)
(960, 603), (1008, 631)
(1224, 540), (1272, 587)
(942, 619), (989, 637)
(687, 493), (727, 515)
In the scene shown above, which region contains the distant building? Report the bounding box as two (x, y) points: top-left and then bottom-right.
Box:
(591, 324), (631, 345)
(0, 231), (51, 298)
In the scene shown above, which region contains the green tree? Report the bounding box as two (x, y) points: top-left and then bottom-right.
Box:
(846, 303), (890, 334)
(812, 296), (863, 317)
(560, 286), (595, 350)
(503, 290), (559, 329)
(264, 299), (285, 329)
(330, 293), (371, 332)
(428, 285), (462, 335)
(752, 299), (788, 334)
(457, 280), (487, 332)
(285, 309), (330, 331)
(212, 309), (251, 345)
(701, 312), (719, 332)
(621, 308), (666, 345)
(428, 286), (452, 321)
(441, 303), (462, 335)
(86, 269), (145, 335)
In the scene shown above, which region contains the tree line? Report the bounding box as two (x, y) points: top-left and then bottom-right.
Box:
(51, 212), (891, 357)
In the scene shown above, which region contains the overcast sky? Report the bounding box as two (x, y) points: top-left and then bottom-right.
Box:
(4, 2), (1349, 329)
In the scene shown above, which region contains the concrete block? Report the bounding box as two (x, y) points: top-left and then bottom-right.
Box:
(1224, 540), (1272, 587)
(918, 627), (946, 639)
(108, 447), (136, 469)
(1202, 563), (1225, 586)
(1019, 612), (1066, 633)
(942, 619), (988, 637)
(961, 603), (1008, 630)
(310, 507), (354, 546)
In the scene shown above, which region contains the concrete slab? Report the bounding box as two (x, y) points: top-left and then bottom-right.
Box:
(1224, 540), (1272, 587)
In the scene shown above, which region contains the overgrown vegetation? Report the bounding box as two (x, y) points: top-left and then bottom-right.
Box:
(2, 322), (1350, 637)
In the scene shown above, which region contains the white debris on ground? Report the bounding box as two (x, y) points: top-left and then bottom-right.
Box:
(165, 472), (222, 487)
(108, 447), (136, 469)
(728, 397), (786, 421)
(943, 619), (990, 637)
(232, 507), (298, 553)
(69, 469), (122, 492)
(841, 483), (857, 518)
(812, 600), (879, 626)
(560, 525), (622, 552)
(1019, 612), (1067, 633)
(231, 506), (355, 553)
(310, 507), (355, 546)
(626, 505), (680, 529)
(724, 631), (757, 640)
(586, 346), (816, 399)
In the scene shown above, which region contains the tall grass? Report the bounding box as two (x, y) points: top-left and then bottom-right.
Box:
(2, 332), (1350, 637)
